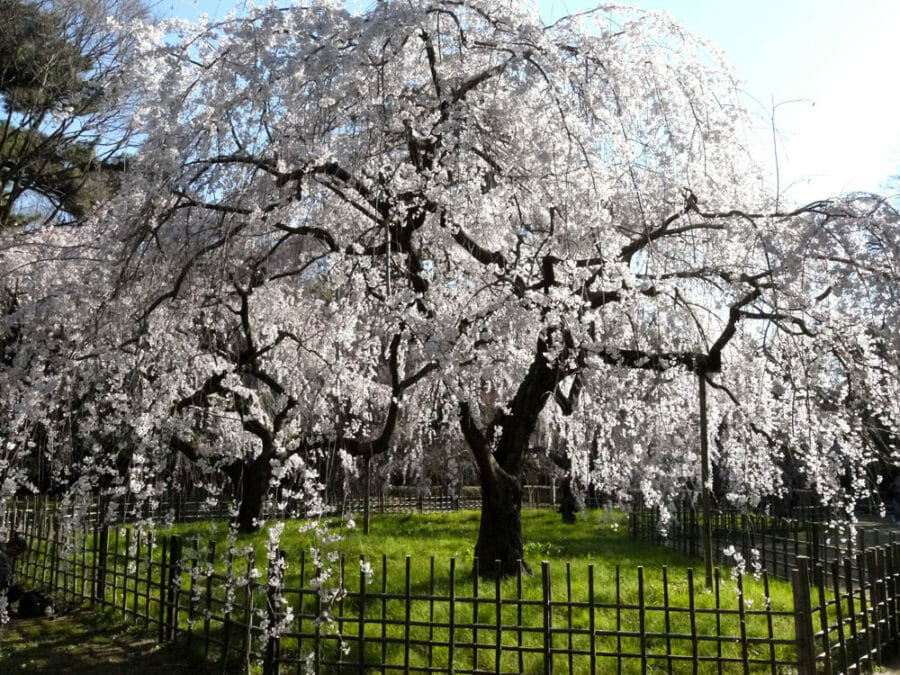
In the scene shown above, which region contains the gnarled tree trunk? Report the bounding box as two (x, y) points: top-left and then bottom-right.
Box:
(462, 334), (571, 577)
(474, 464), (527, 577)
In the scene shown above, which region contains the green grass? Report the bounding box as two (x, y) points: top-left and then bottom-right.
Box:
(155, 509), (801, 673)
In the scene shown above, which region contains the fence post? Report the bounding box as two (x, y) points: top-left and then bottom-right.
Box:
(542, 561), (553, 675)
(888, 542), (899, 646)
(158, 537), (169, 644)
(792, 556), (817, 675)
(166, 535), (182, 641)
(49, 515), (59, 598)
(243, 549), (256, 672)
(867, 547), (884, 665)
(94, 524), (109, 607)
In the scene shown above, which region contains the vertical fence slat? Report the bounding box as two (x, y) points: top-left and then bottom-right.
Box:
(312, 549), (321, 673)
(663, 566), (672, 672)
(495, 559), (502, 674)
(356, 554), (366, 675)
(857, 551), (873, 670)
(887, 541), (898, 647)
(688, 568), (698, 675)
(403, 555), (411, 673)
(380, 554), (387, 674)
(737, 573), (750, 675)
(158, 536), (168, 644)
(715, 567), (723, 675)
(566, 562), (573, 675)
(845, 556), (860, 670)
(187, 536), (199, 651)
(122, 528), (131, 616)
(516, 559), (524, 675)
(167, 535), (182, 641)
(134, 530), (143, 626)
(80, 521), (88, 601)
(792, 556), (816, 675)
(815, 562), (833, 675)
(588, 563), (596, 675)
(242, 549), (254, 672)
(763, 571), (777, 675)
(472, 556), (479, 669)
(638, 566), (647, 675)
(449, 557), (456, 672)
(428, 556), (435, 670)
(542, 560), (553, 675)
(869, 548), (884, 663)
(111, 526), (119, 608)
(616, 564), (623, 674)
(204, 540), (215, 660)
(221, 546), (235, 670)
(831, 558), (848, 673)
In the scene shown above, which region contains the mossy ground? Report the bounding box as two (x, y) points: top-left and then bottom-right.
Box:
(0, 607), (216, 673)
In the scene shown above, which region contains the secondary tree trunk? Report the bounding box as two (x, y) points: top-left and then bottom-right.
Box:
(474, 467), (528, 577)
(558, 475), (580, 524)
(550, 452), (580, 524)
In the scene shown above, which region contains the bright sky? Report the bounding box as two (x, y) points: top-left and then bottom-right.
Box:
(164, 0), (900, 204)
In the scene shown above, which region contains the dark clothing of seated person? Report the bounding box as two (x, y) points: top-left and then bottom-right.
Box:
(0, 533), (28, 604)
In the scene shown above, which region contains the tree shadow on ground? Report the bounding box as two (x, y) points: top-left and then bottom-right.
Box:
(0, 607), (222, 674)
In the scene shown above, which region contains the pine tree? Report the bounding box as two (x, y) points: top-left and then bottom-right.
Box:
(0, 0), (145, 229)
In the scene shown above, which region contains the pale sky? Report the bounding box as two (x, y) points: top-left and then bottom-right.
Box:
(165, 0), (900, 204)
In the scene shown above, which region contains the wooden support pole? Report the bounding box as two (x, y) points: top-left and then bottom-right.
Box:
(363, 455), (371, 535)
(699, 372), (714, 589)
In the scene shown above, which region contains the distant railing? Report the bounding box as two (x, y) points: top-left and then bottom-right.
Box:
(0, 485), (559, 528)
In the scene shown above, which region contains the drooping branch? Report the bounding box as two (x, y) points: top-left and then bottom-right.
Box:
(442, 211), (507, 268)
(314, 330), (438, 460)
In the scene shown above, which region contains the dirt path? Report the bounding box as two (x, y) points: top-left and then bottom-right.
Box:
(0, 608), (219, 673)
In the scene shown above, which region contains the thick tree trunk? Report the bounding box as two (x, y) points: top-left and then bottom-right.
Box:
(475, 468), (529, 577)
(462, 334), (571, 578)
(234, 457), (271, 534)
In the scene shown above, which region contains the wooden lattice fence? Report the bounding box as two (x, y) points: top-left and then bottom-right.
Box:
(3, 499), (900, 673)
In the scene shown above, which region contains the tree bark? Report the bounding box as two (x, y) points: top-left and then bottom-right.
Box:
(558, 476), (580, 524)
(550, 451), (580, 524)
(474, 466), (529, 577)
(462, 334), (568, 577)
(234, 456), (271, 534)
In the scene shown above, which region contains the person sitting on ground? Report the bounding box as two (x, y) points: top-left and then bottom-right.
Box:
(891, 475), (900, 525)
(0, 532), (28, 603)
(17, 589), (55, 619)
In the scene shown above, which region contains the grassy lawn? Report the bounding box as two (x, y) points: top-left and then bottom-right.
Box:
(157, 509), (801, 673)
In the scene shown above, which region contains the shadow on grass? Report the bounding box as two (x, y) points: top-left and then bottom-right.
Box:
(0, 607), (220, 674)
